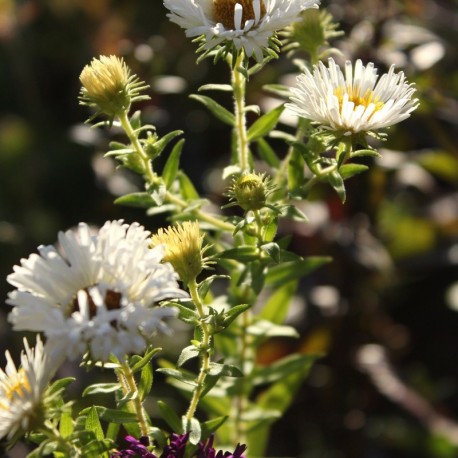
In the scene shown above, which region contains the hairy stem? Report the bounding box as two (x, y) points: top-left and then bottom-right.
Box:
(118, 110), (234, 232)
(185, 278), (212, 422)
(232, 52), (250, 172)
(118, 360), (149, 437)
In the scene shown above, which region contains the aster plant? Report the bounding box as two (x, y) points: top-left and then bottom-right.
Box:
(1, 1), (420, 457)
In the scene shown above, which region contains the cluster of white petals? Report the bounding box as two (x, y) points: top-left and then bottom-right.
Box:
(287, 58), (419, 134)
(163, 0), (320, 61)
(7, 221), (187, 362)
(0, 337), (50, 440)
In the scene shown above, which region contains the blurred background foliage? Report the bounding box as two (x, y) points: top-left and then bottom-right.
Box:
(1, 0), (458, 457)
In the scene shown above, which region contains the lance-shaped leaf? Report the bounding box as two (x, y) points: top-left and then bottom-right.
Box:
(158, 401), (183, 433)
(247, 104), (284, 141)
(85, 406), (104, 441)
(162, 138), (184, 188)
(265, 257), (332, 286)
(190, 94), (235, 126)
(256, 138), (280, 168)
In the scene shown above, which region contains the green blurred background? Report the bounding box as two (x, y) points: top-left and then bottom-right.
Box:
(1, 0), (458, 456)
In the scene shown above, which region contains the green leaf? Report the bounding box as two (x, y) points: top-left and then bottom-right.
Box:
(183, 416), (202, 444)
(247, 356), (316, 456)
(47, 377), (75, 395)
(114, 192), (157, 208)
(177, 345), (200, 367)
(138, 363), (153, 401)
(106, 423), (120, 442)
(190, 94), (235, 126)
(59, 411), (74, 438)
(256, 138), (280, 167)
(198, 84), (233, 92)
(251, 353), (319, 385)
(131, 347), (162, 373)
(208, 362), (243, 377)
(148, 130), (183, 159)
(162, 139), (184, 188)
(328, 170), (346, 202)
(99, 408), (139, 424)
(247, 105), (284, 141)
(259, 280), (297, 324)
(85, 406), (104, 441)
(260, 242), (281, 263)
(200, 416), (228, 440)
(339, 163), (369, 180)
(83, 383), (121, 397)
(168, 301), (199, 325)
(156, 368), (198, 386)
(218, 246), (259, 262)
(222, 303), (251, 328)
(351, 148), (381, 158)
(177, 172), (200, 200)
(158, 401), (183, 433)
(262, 83), (291, 98)
(198, 274), (229, 300)
(265, 257), (332, 286)
(288, 148), (305, 192)
(248, 319), (299, 339)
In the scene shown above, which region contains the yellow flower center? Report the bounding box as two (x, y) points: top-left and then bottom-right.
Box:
(0, 369), (31, 410)
(213, 0), (266, 29)
(334, 86), (385, 114)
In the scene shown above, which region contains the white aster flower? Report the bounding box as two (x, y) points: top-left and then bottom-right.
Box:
(287, 58), (419, 135)
(0, 337), (50, 440)
(7, 221), (187, 362)
(163, 0), (320, 61)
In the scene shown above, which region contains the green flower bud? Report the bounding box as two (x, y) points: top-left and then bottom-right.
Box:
(232, 173), (268, 211)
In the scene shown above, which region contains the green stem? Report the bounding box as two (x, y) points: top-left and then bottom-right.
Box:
(119, 110), (157, 185)
(185, 278), (212, 422)
(118, 360), (150, 437)
(231, 52), (250, 172)
(233, 307), (254, 444)
(118, 110), (234, 232)
(252, 210), (264, 244)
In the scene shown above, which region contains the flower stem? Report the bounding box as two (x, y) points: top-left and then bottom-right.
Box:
(118, 110), (234, 232)
(118, 360), (150, 437)
(232, 52), (250, 172)
(185, 278), (212, 422)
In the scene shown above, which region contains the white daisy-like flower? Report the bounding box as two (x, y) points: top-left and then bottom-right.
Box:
(287, 58), (419, 135)
(7, 221), (187, 362)
(163, 0), (320, 61)
(0, 337), (50, 440)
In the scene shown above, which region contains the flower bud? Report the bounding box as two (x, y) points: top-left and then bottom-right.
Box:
(79, 55), (149, 119)
(151, 221), (210, 284)
(282, 9), (343, 58)
(231, 173), (269, 211)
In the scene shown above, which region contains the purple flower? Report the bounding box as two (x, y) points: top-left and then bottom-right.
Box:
(111, 436), (158, 458)
(162, 433), (189, 458)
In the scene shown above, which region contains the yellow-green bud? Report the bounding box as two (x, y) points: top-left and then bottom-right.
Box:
(79, 55), (149, 119)
(282, 9), (343, 58)
(232, 173), (268, 211)
(151, 221), (210, 284)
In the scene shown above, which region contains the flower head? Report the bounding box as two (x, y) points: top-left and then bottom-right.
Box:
(151, 221), (211, 284)
(111, 435), (157, 458)
(7, 221), (187, 363)
(0, 337), (51, 441)
(287, 58), (419, 135)
(79, 55), (149, 119)
(162, 433), (246, 458)
(163, 0), (320, 62)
